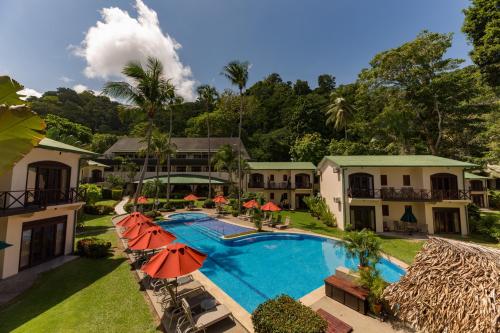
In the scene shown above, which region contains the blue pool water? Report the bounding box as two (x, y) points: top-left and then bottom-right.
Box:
(159, 213), (405, 312)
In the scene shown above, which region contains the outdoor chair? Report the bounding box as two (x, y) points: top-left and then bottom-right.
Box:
(262, 214), (273, 226)
(271, 215), (282, 227)
(157, 279), (204, 300)
(276, 216), (291, 230)
(176, 298), (233, 333)
(164, 285), (211, 326)
(151, 274), (194, 292)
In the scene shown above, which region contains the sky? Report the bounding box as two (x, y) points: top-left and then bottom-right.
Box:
(0, 0), (472, 101)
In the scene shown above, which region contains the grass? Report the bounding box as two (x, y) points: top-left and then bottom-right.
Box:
(0, 215), (159, 333)
(278, 210), (424, 264)
(95, 199), (119, 207)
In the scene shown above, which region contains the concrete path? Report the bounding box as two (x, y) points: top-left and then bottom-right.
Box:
(114, 196), (129, 215)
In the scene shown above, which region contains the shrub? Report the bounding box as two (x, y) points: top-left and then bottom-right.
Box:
(252, 295), (327, 333)
(76, 238), (111, 258)
(476, 214), (500, 242)
(101, 188), (112, 200)
(231, 209), (238, 217)
(358, 265), (388, 312)
(111, 188), (123, 200)
(489, 190), (500, 209)
(144, 210), (161, 218)
(468, 203), (481, 223)
(203, 199), (215, 208)
(79, 183), (102, 205)
(304, 195), (336, 226)
(84, 205), (115, 215)
(141, 181), (158, 197)
(106, 174), (125, 188)
(343, 229), (381, 267)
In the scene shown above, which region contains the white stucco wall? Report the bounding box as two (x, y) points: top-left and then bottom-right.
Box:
(318, 161), (345, 229)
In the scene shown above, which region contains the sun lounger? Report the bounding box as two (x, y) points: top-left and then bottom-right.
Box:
(176, 298), (233, 333)
(157, 279), (204, 300)
(276, 216), (291, 230)
(262, 214), (273, 226)
(316, 308), (353, 333)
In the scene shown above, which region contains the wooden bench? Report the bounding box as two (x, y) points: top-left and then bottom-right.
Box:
(316, 308), (353, 333)
(325, 275), (369, 314)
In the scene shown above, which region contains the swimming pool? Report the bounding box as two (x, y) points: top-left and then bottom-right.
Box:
(160, 213), (405, 312)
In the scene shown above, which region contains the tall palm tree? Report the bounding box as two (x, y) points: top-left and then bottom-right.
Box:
(103, 57), (174, 210)
(196, 85), (218, 199)
(212, 144), (238, 192)
(165, 96), (182, 201)
(221, 60), (249, 212)
(326, 96), (355, 140)
(149, 131), (173, 209)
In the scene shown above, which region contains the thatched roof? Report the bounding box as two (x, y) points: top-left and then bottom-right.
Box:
(383, 237), (500, 333)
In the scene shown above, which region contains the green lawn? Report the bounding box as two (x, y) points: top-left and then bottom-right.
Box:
(278, 210), (424, 264)
(95, 199), (119, 207)
(0, 215), (158, 333)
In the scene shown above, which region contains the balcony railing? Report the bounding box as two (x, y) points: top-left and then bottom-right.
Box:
(81, 177), (105, 184)
(248, 182), (265, 188)
(469, 185), (484, 191)
(266, 182), (291, 189)
(0, 188), (86, 217)
(347, 188), (471, 201)
(295, 182), (312, 189)
(248, 181), (313, 189)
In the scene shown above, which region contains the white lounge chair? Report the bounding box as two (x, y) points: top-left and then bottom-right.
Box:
(176, 298), (233, 333)
(276, 216), (291, 230)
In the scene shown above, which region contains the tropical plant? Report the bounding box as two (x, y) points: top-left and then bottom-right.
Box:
(212, 144), (239, 193)
(102, 57), (175, 210)
(358, 264), (388, 313)
(303, 195), (336, 226)
(326, 95), (355, 140)
(165, 95), (182, 201)
(222, 60), (250, 212)
(0, 76), (46, 175)
(79, 183), (102, 206)
(197, 84), (218, 199)
(147, 130), (173, 208)
(106, 174), (126, 188)
(343, 229), (381, 267)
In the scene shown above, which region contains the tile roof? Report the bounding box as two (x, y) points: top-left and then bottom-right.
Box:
(37, 138), (97, 156)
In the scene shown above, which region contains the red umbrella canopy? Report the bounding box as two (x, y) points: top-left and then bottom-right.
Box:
(213, 195), (228, 204)
(116, 212), (152, 228)
(137, 196), (148, 204)
(141, 243), (207, 279)
(122, 220), (157, 239)
(261, 201), (281, 211)
(183, 194), (199, 201)
(243, 199), (259, 209)
(128, 226), (176, 250)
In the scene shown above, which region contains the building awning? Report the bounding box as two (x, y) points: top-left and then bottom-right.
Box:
(135, 174), (228, 185)
(0, 241), (12, 250)
(464, 172), (489, 180)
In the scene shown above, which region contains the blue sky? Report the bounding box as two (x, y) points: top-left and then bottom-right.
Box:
(0, 0), (472, 99)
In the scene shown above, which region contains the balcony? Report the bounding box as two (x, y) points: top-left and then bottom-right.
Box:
(81, 176), (105, 184)
(0, 188), (86, 217)
(347, 188), (471, 201)
(295, 182), (312, 189)
(266, 182), (290, 190)
(248, 182), (264, 188)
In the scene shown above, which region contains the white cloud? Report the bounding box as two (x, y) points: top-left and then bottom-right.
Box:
(73, 84), (89, 93)
(72, 0), (196, 101)
(18, 88), (42, 99)
(59, 76), (74, 83)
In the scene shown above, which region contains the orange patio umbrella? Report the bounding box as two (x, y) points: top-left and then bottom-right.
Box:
(261, 201), (281, 211)
(141, 243), (207, 279)
(116, 212), (152, 228)
(122, 220), (157, 239)
(128, 226), (176, 251)
(137, 196), (148, 204)
(213, 195), (228, 204)
(243, 199), (259, 209)
(183, 194), (199, 201)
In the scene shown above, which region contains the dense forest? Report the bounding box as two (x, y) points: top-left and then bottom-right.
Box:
(28, 0), (499, 167)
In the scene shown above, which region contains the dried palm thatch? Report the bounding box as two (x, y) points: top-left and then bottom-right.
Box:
(383, 237), (500, 333)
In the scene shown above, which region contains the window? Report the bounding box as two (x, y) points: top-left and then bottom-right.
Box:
(403, 175), (411, 186)
(191, 166), (202, 172)
(270, 175), (275, 181)
(381, 175), (388, 186)
(283, 175), (288, 181)
(176, 154), (187, 159)
(147, 166), (156, 172)
(193, 154), (202, 159)
(161, 166), (169, 172)
(176, 166), (186, 172)
(270, 193), (275, 200)
(382, 205), (389, 216)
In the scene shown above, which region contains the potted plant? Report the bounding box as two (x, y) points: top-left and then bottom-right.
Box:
(369, 275), (387, 315)
(343, 229), (381, 269)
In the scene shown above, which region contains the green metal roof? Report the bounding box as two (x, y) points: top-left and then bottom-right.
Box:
(137, 174), (228, 185)
(322, 155), (476, 168)
(37, 138), (97, 156)
(464, 172), (489, 180)
(247, 162), (316, 170)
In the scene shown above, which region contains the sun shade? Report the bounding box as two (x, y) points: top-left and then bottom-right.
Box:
(127, 226), (176, 250)
(261, 201), (281, 211)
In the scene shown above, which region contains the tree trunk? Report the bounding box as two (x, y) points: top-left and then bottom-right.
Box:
(237, 88), (243, 214)
(133, 116), (153, 211)
(154, 155), (160, 210)
(166, 105), (173, 201)
(344, 124), (347, 141)
(207, 102), (212, 199)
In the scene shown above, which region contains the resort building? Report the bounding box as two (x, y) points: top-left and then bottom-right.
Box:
(97, 137), (249, 195)
(245, 162), (316, 210)
(79, 160), (108, 184)
(464, 172), (490, 208)
(0, 138), (94, 279)
(317, 155), (475, 236)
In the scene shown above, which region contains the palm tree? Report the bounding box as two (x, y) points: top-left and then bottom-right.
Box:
(103, 57), (174, 210)
(149, 131), (173, 209)
(165, 96), (182, 201)
(196, 85), (218, 198)
(212, 144), (238, 193)
(343, 229), (381, 267)
(221, 60), (249, 212)
(326, 95), (355, 140)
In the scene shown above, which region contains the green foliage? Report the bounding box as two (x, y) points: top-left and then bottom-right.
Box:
(489, 190), (500, 209)
(252, 295), (327, 333)
(79, 183), (102, 205)
(462, 0), (500, 86)
(90, 133), (118, 153)
(290, 132), (327, 165)
(76, 238), (112, 258)
(203, 198), (215, 208)
(143, 210), (161, 218)
(45, 114), (92, 146)
(84, 204), (115, 215)
(470, 213), (500, 242)
(141, 179), (163, 197)
(343, 229), (381, 267)
(251, 208), (263, 231)
(358, 265), (388, 310)
(468, 203), (481, 222)
(303, 196), (336, 227)
(106, 174), (126, 188)
(112, 189), (123, 200)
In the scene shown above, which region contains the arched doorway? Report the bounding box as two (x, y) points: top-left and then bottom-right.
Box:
(431, 173), (458, 199)
(91, 169), (103, 183)
(27, 161), (71, 205)
(295, 173), (311, 188)
(249, 173), (264, 188)
(348, 173), (374, 198)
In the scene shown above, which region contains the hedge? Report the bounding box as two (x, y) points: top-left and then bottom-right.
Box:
(76, 238), (112, 258)
(124, 199), (192, 213)
(84, 204), (115, 215)
(111, 188), (123, 200)
(252, 295), (327, 333)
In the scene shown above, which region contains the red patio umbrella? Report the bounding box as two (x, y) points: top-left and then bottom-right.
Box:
(141, 243), (207, 279)
(137, 196), (148, 204)
(213, 195), (228, 204)
(243, 199), (259, 209)
(116, 212), (152, 228)
(261, 201), (281, 211)
(183, 194), (199, 201)
(128, 226), (176, 251)
(122, 220), (157, 239)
